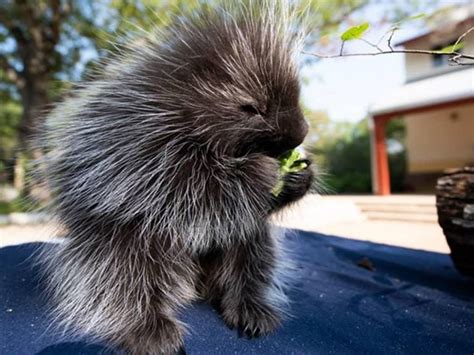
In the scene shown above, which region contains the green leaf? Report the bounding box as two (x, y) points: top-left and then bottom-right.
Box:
(438, 42), (464, 53)
(272, 149), (308, 197)
(393, 13), (426, 28)
(288, 161), (308, 173)
(407, 13), (426, 21)
(278, 149), (302, 174)
(340, 23), (370, 41)
(271, 180), (285, 197)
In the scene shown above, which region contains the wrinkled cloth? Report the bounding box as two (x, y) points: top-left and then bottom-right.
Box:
(1, 230), (473, 354)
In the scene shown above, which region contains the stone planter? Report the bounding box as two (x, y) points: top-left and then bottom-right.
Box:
(436, 166), (474, 276)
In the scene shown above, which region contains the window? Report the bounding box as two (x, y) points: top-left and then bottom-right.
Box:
(432, 52), (449, 67)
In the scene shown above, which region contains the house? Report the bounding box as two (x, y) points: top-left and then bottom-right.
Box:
(369, 5), (474, 195)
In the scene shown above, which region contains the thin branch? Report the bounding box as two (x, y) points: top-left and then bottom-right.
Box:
(339, 41), (345, 56)
(450, 53), (473, 66)
(304, 48), (474, 60)
(359, 37), (384, 52)
(306, 26), (474, 66)
(453, 26), (474, 49)
(387, 28), (397, 51)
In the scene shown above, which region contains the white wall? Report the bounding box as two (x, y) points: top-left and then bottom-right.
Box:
(405, 103), (474, 173)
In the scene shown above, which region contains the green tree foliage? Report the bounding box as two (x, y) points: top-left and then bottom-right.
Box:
(0, 0), (198, 186)
(0, 0), (109, 187)
(0, 0), (98, 146)
(0, 93), (21, 184)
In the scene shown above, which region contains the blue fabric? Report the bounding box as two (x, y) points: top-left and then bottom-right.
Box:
(1, 231), (473, 354)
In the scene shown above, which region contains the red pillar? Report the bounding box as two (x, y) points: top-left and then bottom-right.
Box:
(373, 116), (391, 195)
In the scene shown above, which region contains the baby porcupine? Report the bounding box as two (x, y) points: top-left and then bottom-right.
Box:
(39, 1), (312, 353)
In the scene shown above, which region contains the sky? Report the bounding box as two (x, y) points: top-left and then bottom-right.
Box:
(300, 11), (416, 123)
(300, 39), (405, 122)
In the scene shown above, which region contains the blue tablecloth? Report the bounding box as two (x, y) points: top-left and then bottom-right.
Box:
(1, 230), (473, 354)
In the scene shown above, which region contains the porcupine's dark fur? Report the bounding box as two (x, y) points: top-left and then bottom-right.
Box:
(38, 2), (312, 354)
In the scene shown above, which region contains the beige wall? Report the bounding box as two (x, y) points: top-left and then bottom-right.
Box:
(405, 103), (474, 173)
(404, 24), (474, 82)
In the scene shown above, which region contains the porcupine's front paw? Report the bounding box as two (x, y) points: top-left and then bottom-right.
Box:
(272, 159), (313, 210)
(282, 159), (313, 197)
(222, 298), (282, 338)
(120, 317), (186, 355)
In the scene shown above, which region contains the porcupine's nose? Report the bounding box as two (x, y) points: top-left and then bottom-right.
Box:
(273, 110), (309, 155)
(286, 117), (309, 148)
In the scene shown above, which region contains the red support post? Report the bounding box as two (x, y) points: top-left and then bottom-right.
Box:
(373, 116), (391, 195)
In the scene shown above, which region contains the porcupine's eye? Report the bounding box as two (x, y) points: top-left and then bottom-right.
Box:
(240, 104), (261, 116)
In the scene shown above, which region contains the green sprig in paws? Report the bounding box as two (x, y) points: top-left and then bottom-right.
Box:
(271, 149), (308, 197)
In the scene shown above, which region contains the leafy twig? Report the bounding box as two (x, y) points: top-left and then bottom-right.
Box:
(306, 23), (474, 66)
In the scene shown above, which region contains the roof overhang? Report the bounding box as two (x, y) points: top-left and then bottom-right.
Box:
(369, 67), (474, 117)
(396, 5), (474, 46)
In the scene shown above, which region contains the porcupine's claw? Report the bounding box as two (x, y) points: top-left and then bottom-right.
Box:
(174, 346), (186, 355)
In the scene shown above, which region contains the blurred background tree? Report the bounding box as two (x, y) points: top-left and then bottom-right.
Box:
(0, 0), (437, 209)
(0, 0), (101, 190)
(0, 0), (200, 191)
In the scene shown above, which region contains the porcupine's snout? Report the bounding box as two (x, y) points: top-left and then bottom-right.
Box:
(263, 108), (309, 157)
(281, 113), (309, 150)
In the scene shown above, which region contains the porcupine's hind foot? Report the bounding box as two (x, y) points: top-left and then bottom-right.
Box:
(118, 316), (186, 354)
(45, 231), (196, 355)
(200, 224), (286, 339)
(221, 294), (282, 338)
